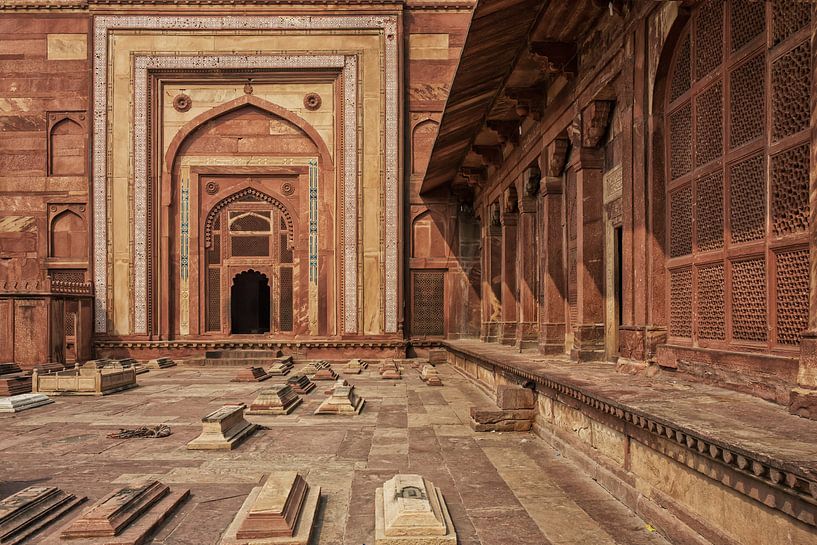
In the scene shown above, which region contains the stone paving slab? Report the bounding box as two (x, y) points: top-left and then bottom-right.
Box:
(0, 361), (670, 545)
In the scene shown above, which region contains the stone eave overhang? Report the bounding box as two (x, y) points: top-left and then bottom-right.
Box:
(419, 0), (546, 195)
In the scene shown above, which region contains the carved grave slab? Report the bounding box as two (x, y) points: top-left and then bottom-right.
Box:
(187, 404), (257, 450)
(420, 366), (442, 387)
(247, 385), (302, 415)
(54, 480), (188, 545)
(0, 486), (85, 545)
(375, 475), (455, 545)
(221, 472), (320, 545)
(343, 359), (367, 374)
(0, 393), (54, 413)
(314, 383), (364, 415)
(267, 359), (293, 376)
(311, 368), (338, 381)
(379, 361), (401, 380)
(232, 367), (272, 383)
(286, 375), (315, 395)
(146, 357), (176, 370)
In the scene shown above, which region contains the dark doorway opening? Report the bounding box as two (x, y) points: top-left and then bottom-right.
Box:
(230, 270), (270, 334)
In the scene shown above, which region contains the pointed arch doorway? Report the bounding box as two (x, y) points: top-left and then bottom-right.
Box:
(231, 270), (271, 334)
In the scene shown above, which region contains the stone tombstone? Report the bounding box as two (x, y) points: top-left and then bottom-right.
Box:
(314, 383), (364, 415)
(56, 480), (189, 544)
(187, 404), (257, 450)
(0, 393), (53, 413)
(375, 474), (456, 545)
(311, 367), (338, 381)
(286, 375), (315, 395)
(0, 486), (85, 544)
(221, 472), (320, 545)
(267, 358), (293, 376)
(146, 357), (176, 369)
(379, 360), (401, 380)
(247, 385), (302, 415)
(343, 359), (367, 374)
(232, 366), (272, 382)
(420, 365), (443, 386)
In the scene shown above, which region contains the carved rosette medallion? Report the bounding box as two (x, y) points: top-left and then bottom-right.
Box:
(205, 181), (219, 195)
(281, 181), (295, 196)
(303, 92), (322, 111)
(173, 93), (192, 112)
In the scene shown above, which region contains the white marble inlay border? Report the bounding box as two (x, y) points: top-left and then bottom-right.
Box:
(132, 54), (352, 335)
(93, 15), (399, 334)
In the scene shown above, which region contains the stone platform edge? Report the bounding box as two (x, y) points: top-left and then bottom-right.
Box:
(442, 341), (817, 545)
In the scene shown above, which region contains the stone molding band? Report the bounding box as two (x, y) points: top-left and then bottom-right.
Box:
(92, 15), (399, 336)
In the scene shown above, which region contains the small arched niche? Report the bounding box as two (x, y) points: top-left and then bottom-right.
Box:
(49, 117), (85, 176)
(50, 209), (86, 259)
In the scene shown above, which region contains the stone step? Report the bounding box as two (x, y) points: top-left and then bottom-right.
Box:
(0, 376), (32, 397)
(0, 394), (53, 413)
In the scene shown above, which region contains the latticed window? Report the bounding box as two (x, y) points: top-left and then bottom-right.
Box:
(412, 271), (445, 336)
(666, 0), (810, 350)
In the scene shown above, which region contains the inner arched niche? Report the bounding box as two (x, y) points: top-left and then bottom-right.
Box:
(158, 97), (336, 339)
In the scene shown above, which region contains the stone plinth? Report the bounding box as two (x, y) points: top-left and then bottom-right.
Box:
(187, 404), (257, 450)
(146, 357), (176, 369)
(420, 366), (442, 386)
(111, 358), (148, 375)
(0, 375), (32, 397)
(428, 350), (447, 365)
(314, 384), (364, 415)
(375, 475), (455, 545)
(323, 379), (348, 395)
(221, 472), (320, 545)
(232, 367), (272, 383)
(81, 359), (113, 369)
(286, 375), (315, 395)
(312, 368), (338, 381)
(0, 486), (85, 545)
(32, 367), (137, 396)
(56, 480), (189, 544)
(380, 361), (401, 380)
(300, 361), (329, 376)
(469, 407), (534, 432)
(268, 359), (293, 376)
(0, 363), (21, 376)
(247, 385), (302, 415)
(343, 359), (367, 374)
(0, 393), (53, 413)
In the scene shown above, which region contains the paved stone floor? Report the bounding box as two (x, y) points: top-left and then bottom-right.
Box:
(0, 362), (672, 545)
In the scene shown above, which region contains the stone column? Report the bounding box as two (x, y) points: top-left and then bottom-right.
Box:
(538, 175), (566, 354)
(788, 18), (817, 419)
(481, 203), (502, 342)
(571, 147), (605, 362)
(516, 168), (540, 349)
(500, 197), (518, 345)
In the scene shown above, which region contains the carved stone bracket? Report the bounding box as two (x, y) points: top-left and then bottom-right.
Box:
(505, 85), (546, 120)
(472, 144), (503, 168)
(529, 40), (577, 77)
(486, 119), (521, 145)
(544, 137), (569, 177)
(582, 100), (614, 148)
(523, 166), (541, 197)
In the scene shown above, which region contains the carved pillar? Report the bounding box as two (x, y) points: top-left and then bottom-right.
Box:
(481, 203), (502, 342)
(516, 172), (539, 349)
(569, 102), (612, 362)
(539, 187), (565, 356)
(788, 19), (817, 419)
(500, 192), (518, 345)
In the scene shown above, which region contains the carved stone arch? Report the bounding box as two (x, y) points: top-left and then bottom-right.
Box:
(165, 94), (333, 175)
(204, 188), (296, 249)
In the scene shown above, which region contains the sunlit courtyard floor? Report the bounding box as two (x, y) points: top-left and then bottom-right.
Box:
(0, 362), (672, 545)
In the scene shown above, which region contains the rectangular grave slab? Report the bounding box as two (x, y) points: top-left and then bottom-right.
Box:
(0, 486), (85, 545)
(286, 375), (315, 395)
(0, 393), (53, 413)
(380, 362), (401, 380)
(247, 385), (302, 415)
(232, 367), (272, 383)
(267, 363), (292, 377)
(187, 404), (258, 450)
(314, 385), (364, 415)
(420, 366), (443, 386)
(221, 473), (320, 545)
(311, 368), (338, 381)
(146, 357), (176, 369)
(375, 475), (455, 545)
(49, 481), (187, 545)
